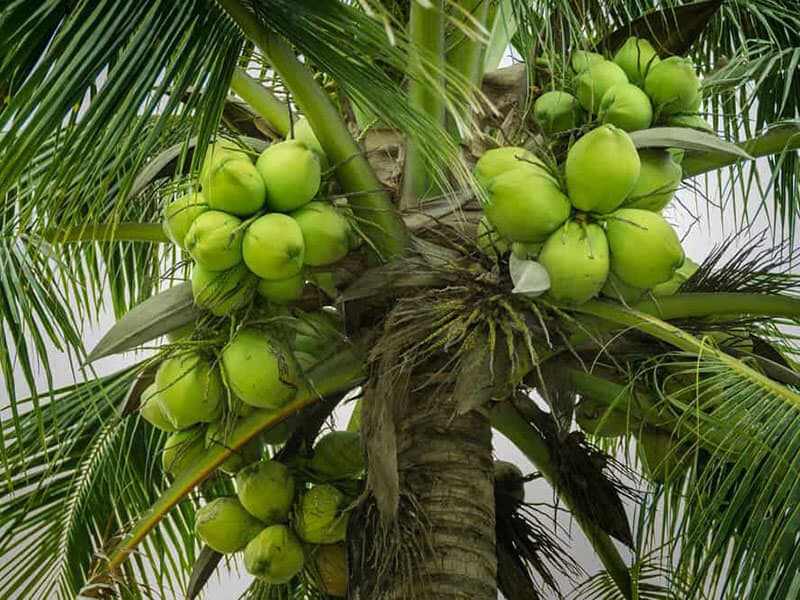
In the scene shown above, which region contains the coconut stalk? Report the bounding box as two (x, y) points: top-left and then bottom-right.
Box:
(229, 68), (292, 137)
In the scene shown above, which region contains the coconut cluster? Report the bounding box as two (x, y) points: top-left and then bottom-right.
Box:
(162, 119), (357, 316)
(476, 37), (710, 305)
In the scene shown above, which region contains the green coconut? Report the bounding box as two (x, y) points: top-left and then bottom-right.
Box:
(309, 431), (364, 480)
(184, 211), (244, 271)
(599, 83), (653, 131)
(221, 328), (299, 409)
(533, 91), (583, 135)
(651, 257), (700, 296)
(565, 124), (641, 213)
(294, 484), (349, 544)
(244, 524), (305, 584)
(139, 383), (177, 432)
(260, 412), (299, 445)
(203, 158), (266, 217)
(644, 56), (701, 116)
(574, 60), (629, 114)
(199, 140), (251, 190)
(624, 149), (682, 211)
(205, 421), (263, 475)
(483, 169), (571, 243)
(155, 352), (224, 429)
(612, 37), (661, 87)
(162, 192), (208, 248)
(191, 263), (255, 316)
(236, 460), (296, 524)
(257, 140), (321, 212)
(575, 398), (631, 437)
(308, 543), (347, 597)
(242, 213), (305, 280)
(600, 271), (646, 304)
(493, 460), (525, 505)
(473, 146), (548, 187)
(606, 208), (685, 288)
(290, 118), (329, 171)
(665, 113), (713, 132)
(256, 272), (306, 304)
(476, 215), (511, 258)
(639, 430), (686, 484)
(511, 241), (544, 260)
(162, 427), (206, 477)
(570, 50), (605, 73)
(290, 201), (350, 266)
(539, 222), (609, 305)
(195, 497), (264, 553)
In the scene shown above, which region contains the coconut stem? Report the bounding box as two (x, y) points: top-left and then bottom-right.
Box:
(230, 68), (292, 137)
(38, 222), (169, 244)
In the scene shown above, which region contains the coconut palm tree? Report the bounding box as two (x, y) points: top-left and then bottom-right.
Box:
(1, 0), (799, 598)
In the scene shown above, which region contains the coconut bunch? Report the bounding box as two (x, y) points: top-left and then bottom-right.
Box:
(162, 119), (357, 316)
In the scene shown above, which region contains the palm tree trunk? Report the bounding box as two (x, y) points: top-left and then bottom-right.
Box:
(352, 388), (497, 598)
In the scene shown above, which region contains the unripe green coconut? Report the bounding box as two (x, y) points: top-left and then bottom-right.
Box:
(155, 352), (224, 429)
(290, 118), (329, 171)
(261, 412), (298, 445)
(257, 140), (321, 212)
(576, 398), (631, 437)
(139, 383), (177, 432)
(600, 271), (646, 304)
(565, 124), (641, 213)
(574, 60), (629, 114)
(256, 272), (306, 304)
(162, 427), (206, 477)
(612, 37), (661, 87)
(293, 311), (341, 355)
(665, 113), (713, 132)
(290, 202), (350, 266)
(242, 214), (305, 280)
(162, 193), (208, 248)
(199, 140), (250, 191)
(244, 524), (305, 583)
(476, 215), (511, 258)
(511, 241), (544, 260)
(539, 222), (609, 305)
(644, 57), (701, 116)
(483, 169), (571, 243)
(606, 208), (684, 288)
(639, 430), (686, 484)
(473, 146), (548, 187)
(308, 543), (347, 597)
(599, 83), (653, 131)
(195, 497), (264, 553)
(493, 460), (525, 505)
(651, 257), (699, 296)
(624, 149), (682, 211)
(294, 484), (349, 544)
(192, 263), (255, 316)
(310, 431), (364, 480)
(533, 91), (582, 135)
(236, 460), (296, 523)
(222, 328), (299, 409)
(185, 211), (244, 271)
(571, 50), (605, 73)
(204, 158), (266, 217)
(205, 421), (263, 475)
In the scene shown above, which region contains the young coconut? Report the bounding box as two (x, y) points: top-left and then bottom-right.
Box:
(162, 427), (206, 478)
(290, 201), (350, 266)
(624, 149), (682, 211)
(242, 213), (305, 280)
(184, 211), (244, 271)
(162, 192), (208, 248)
(598, 83), (653, 131)
(256, 140), (321, 212)
(243, 525), (305, 584)
(538, 222), (610, 305)
(570, 50), (605, 73)
(483, 169), (571, 243)
(575, 398), (631, 437)
(473, 146), (549, 187)
(203, 157), (266, 217)
(205, 421), (263, 475)
(309, 431), (365, 480)
(236, 460), (296, 524)
(493, 460), (525, 506)
(600, 271), (646, 304)
(221, 328), (299, 409)
(308, 543), (347, 597)
(476, 215), (511, 258)
(606, 208), (685, 288)
(533, 91), (583, 135)
(644, 56), (701, 116)
(612, 36), (661, 87)
(195, 497), (264, 553)
(290, 118), (329, 171)
(565, 124), (641, 213)
(199, 140), (251, 190)
(139, 383), (178, 432)
(155, 351), (224, 429)
(294, 484), (349, 544)
(574, 60), (629, 114)
(191, 263), (255, 316)
(256, 272), (306, 304)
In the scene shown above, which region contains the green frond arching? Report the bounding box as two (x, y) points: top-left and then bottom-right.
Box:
(0, 368), (199, 598)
